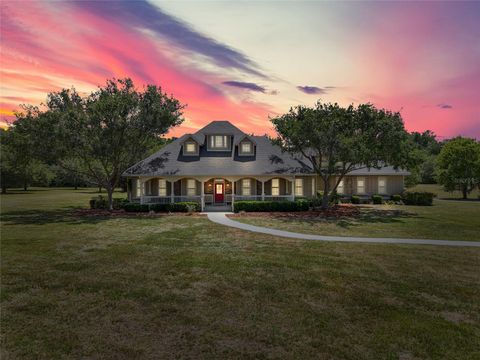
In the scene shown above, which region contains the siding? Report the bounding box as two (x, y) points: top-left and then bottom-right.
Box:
(315, 175), (404, 195)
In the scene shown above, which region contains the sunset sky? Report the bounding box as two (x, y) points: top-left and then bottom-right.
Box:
(1, 0), (479, 138)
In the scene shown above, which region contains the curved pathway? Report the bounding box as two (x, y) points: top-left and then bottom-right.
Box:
(207, 212), (480, 247)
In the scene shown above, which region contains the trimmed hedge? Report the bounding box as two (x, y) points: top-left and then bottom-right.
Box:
(371, 194), (383, 205)
(123, 201), (200, 213)
(391, 194), (402, 202)
(351, 195), (361, 204)
(402, 192), (434, 206)
(233, 200), (310, 213)
(90, 196), (128, 210)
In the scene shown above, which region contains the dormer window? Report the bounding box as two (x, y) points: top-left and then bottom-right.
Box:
(241, 142), (251, 153)
(183, 139), (198, 155)
(208, 135), (230, 150)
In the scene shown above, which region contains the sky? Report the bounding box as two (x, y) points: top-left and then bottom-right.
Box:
(1, 0), (479, 139)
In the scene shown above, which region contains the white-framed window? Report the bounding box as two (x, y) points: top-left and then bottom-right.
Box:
(135, 179), (141, 197)
(184, 141), (196, 153)
(295, 178), (303, 196)
(240, 142), (252, 154)
(210, 135), (228, 149)
(186, 179), (196, 196)
(378, 176), (387, 194)
(337, 179), (344, 194)
(271, 178), (280, 196)
(357, 177), (365, 194)
(242, 178), (251, 196)
(158, 179), (167, 196)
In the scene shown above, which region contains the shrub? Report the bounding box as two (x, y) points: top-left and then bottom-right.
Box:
(122, 201), (200, 213)
(402, 191), (434, 206)
(90, 196), (127, 209)
(123, 203), (150, 212)
(233, 200), (311, 213)
(148, 203), (170, 212)
(313, 190), (340, 206)
(168, 202), (200, 212)
(391, 194), (402, 202)
(351, 195), (361, 204)
(371, 194), (383, 204)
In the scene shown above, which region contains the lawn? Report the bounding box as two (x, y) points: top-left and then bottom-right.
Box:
(1, 188), (480, 359)
(232, 200), (480, 241)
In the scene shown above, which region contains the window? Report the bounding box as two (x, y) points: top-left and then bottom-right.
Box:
(184, 141), (196, 153)
(357, 177), (365, 194)
(242, 179), (251, 196)
(337, 179), (344, 194)
(240, 141), (252, 154)
(271, 178), (280, 196)
(135, 179), (141, 197)
(378, 176), (387, 194)
(210, 135), (228, 149)
(186, 179), (196, 196)
(158, 179), (167, 196)
(295, 178), (303, 196)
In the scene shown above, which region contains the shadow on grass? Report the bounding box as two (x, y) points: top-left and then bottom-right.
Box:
(271, 206), (420, 229)
(437, 197), (480, 202)
(1, 208), (139, 226)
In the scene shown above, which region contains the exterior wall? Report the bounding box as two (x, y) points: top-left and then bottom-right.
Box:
(315, 175), (405, 196)
(296, 176), (314, 198)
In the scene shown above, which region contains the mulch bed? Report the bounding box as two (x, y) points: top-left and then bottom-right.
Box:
(228, 204), (361, 220)
(73, 209), (207, 217)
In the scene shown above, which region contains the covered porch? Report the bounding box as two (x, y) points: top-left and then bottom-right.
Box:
(128, 175), (315, 211)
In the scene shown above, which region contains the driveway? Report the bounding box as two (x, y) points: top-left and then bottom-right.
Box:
(207, 212), (480, 247)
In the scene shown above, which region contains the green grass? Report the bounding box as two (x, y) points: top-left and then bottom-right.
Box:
(233, 200), (480, 241)
(409, 183), (480, 200)
(1, 188), (480, 359)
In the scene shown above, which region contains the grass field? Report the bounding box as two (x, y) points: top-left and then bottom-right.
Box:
(233, 185), (480, 241)
(1, 188), (480, 359)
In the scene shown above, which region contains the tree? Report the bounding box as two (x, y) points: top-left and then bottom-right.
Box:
(0, 115), (54, 192)
(405, 130), (442, 186)
(36, 78), (184, 210)
(271, 102), (412, 209)
(436, 137), (480, 199)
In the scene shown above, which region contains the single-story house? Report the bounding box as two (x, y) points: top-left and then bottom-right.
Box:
(123, 121), (410, 211)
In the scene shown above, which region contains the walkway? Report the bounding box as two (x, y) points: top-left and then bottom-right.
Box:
(206, 212), (480, 247)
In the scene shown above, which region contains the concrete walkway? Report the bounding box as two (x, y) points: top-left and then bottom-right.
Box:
(207, 212), (480, 247)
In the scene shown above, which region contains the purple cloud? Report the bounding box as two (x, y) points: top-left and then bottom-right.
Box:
(297, 86), (330, 94)
(222, 81), (266, 93)
(72, 0), (266, 78)
(437, 103), (453, 109)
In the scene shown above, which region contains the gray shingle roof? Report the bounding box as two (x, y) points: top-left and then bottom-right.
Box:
(123, 121), (410, 177)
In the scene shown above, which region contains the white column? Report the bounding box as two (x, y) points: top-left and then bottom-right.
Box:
(230, 180), (234, 211)
(140, 179), (145, 204)
(261, 181), (265, 201)
(200, 180), (204, 211)
(170, 180), (174, 203)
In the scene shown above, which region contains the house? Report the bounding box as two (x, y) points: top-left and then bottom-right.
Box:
(123, 121), (409, 211)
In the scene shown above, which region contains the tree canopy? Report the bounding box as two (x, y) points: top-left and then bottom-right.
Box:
(271, 101), (412, 208)
(436, 137), (480, 199)
(25, 78), (184, 209)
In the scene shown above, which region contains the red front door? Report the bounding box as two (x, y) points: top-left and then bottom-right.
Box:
(215, 183), (224, 203)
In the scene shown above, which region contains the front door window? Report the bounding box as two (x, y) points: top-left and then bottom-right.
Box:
(215, 183), (224, 203)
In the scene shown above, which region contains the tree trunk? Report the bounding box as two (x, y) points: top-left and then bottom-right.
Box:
(74, 176), (78, 190)
(23, 179), (28, 191)
(1, 183), (6, 194)
(98, 186), (102, 193)
(462, 186), (467, 199)
(106, 185), (114, 211)
(321, 178), (330, 210)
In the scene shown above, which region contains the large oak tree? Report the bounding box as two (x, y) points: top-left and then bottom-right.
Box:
(35, 78), (184, 209)
(271, 102), (412, 208)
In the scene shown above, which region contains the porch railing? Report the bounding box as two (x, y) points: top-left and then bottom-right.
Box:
(140, 196), (170, 204)
(234, 195), (262, 201)
(264, 195), (294, 201)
